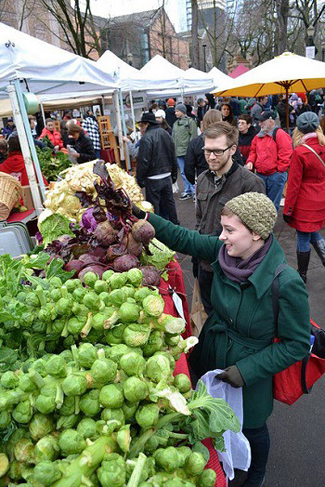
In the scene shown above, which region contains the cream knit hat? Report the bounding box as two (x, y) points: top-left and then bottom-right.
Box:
(225, 193), (277, 239)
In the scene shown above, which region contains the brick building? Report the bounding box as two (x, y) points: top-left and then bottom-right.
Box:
(101, 7), (190, 70)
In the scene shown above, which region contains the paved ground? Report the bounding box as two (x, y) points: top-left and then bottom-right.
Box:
(173, 191), (324, 487)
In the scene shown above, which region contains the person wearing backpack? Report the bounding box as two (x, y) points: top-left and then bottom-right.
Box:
(246, 110), (292, 211)
(283, 112), (325, 283)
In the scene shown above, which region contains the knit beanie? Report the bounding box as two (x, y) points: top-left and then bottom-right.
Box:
(167, 98), (175, 106)
(175, 103), (187, 114)
(296, 111), (319, 134)
(225, 193), (277, 240)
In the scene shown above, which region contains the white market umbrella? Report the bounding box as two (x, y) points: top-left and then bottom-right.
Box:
(213, 51), (325, 129)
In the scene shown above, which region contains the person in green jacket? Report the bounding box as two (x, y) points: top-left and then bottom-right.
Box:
(172, 103), (198, 200)
(133, 192), (310, 487)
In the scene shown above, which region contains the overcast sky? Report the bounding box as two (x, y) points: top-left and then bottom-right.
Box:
(90, 0), (187, 32)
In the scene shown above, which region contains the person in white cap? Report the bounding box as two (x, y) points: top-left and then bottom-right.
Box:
(155, 109), (172, 135)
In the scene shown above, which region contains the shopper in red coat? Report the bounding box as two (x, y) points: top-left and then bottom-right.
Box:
(283, 112), (325, 282)
(39, 118), (63, 150)
(0, 134), (48, 187)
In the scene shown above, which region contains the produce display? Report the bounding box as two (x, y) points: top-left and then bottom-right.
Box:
(38, 161), (175, 284)
(36, 147), (71, 183)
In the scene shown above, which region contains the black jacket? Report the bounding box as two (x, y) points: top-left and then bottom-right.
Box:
(136, 124), (178, 188)
(165, 107), (177, 128)
(185, 134), (244, 185)
(75, 132), (96, 164)
(238, 126), (257, 163)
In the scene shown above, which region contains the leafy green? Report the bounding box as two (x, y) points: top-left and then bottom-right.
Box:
(36, 146), (70, 182)
(39, 213), (74, 246)
(0, 347), (18, 372)
(140, 239), (175, 271)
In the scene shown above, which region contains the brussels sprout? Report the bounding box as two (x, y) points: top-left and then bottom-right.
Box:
(198, 468), (217, 487)
(94, 279), (109, 294)
(106, 344), (141, 363)
(97, 453), (126, 487)
(134, 287), (157, 303)
(173, 374), (192, 394)
(55, 296), (73, 316)
(177, 446), (192, 466)
(77, 343), (98, 368)
(98, 292), (111, 306)
(34, 435), (60, 463)
(101, 407), (125, 424)
(135, 403), (160, 429)
(154, 446), (182, 473)
(83, 291), (101, 310)
(67, 315), (87, 335)
(1, 370), (19, 389)
(14, 438), (35, 464)
(115, 424), (131, 453)
(119, 352), (146, 377)
(99, 384), (124, 409)
(35, 391), (56, 415)
(50, 288), (62, 302)
(109, 272), (128, 289)
(185, 452), (206, 477)
(44, 355), (67, 378)
(60, 395), (75, 416)
(19, 374), (37, 393)
(72, 287), (87, 303)
(122, 400), (139, 421)
(9, 460), (22, 480)
(80, 389), (101, 417)
(90, 357), (117, 383)
(12, 400), (33, 424)
(83, 271), (99, 288)
(108, 289), (126, 307)
(0, 452), (9, 477)
(145, 354), (171, 383)
(142, 295), (165, 317)
(143, 330), (164, 357)
(76, 418), (98, 440)
(120, 285), (136, 299)
(62, 374), (88, 397)
(64, 279), (79, 293)
(58, 429), (86, 455)
(118, 302), (141, 324)
(29, 413), (54, 441)
(105, 324), (126, 345)
(56, 414), (79, 430)
(34, 460), (62, 486)
(126, 268), (143, 287)
(92, 311), (111, 331)
(50, 276), (63, 288)
(123, 377), (148, 402)
(0, 410), (11, 429)
(102, 270), (114, 282)
(123, 324), (151, 347)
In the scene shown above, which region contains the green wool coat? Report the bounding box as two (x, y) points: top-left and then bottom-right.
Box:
(149, 213), (311, 428)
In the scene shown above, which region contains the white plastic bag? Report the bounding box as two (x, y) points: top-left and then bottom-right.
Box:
(172, 182), (179, 194)
(199, 369), (251, 482)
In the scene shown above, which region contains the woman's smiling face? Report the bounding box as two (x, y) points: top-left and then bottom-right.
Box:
(219, 214), (262, 260)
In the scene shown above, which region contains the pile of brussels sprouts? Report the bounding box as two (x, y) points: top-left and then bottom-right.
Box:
(0, 258), (240, 486)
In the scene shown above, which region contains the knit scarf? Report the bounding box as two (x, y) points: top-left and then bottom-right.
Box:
(218, 235), (273, 284)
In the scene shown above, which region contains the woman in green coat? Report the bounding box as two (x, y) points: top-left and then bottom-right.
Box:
(134, 192), (310, 487)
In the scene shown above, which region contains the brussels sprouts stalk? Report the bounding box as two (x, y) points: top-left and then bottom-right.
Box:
(126, 452), (147, 487)
(97, 348), (105, 360)
(74, 396), (80, 415)
(36, 286), (47, 307)
(80, 313), (93, 338)
(29, 369), (46, 389)
(55, 383), (64, 409)
(61, 286), (68, 299)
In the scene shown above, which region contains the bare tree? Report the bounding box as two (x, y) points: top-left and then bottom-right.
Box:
(275, 0), (289, 54)
(191, 0), (200, 68)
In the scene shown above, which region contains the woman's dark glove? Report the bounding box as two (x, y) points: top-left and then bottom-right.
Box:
(131, 203), (146, 220)
(215, 365), (245, 388)
(283, 213), (293, 224)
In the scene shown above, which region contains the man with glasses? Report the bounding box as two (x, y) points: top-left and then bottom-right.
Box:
(196, 122), (265, 314)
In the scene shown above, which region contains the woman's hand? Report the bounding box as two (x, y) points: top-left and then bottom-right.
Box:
(71, 152), (80, 159)
(216, 365), (245, 388)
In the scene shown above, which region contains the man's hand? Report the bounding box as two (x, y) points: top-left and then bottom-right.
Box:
(246, 162), (254, 171)
(283, 213), (293, 224)
(215, 365), (245, 388)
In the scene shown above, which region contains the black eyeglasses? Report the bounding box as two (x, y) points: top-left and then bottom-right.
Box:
(203, 144), (234, 157)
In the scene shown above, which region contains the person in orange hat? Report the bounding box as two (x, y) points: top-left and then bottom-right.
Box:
(165, 98), (177, 128)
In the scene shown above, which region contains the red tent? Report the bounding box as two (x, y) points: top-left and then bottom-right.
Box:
(229, 64), (250, 78)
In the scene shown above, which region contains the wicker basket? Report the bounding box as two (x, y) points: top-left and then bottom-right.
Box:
(0, 172), (23, 220)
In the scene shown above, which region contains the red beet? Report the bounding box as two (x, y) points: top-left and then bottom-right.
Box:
(64, 260), (84, 277)
(140, 266), (161, 287)
(79, 253), (101, 264)
(93, 221), (117, 247)
(113, 254), (139, 272)
(127, 234), (143, 258)
(131, 219), (155, 245)
(106, 243), (127, 261)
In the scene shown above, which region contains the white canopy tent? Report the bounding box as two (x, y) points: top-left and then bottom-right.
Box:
(146, 67), (216, 98)
(0, 23), (118, 214)
(208, 67), (233, 90)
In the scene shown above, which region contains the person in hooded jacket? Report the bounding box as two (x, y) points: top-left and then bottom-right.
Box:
(165, 98), (177, 128)
(39, 118), (63, 150)
(238, 114), (257, 164)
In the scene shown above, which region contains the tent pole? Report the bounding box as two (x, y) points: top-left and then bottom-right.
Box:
(285, 87), (289, 132)
(40, 100), (46, 126)
(14, 80), (46, 200)
(113, 90), (125, 163)
(119, 88), (131, 172)
(129, 90), (136, 139)
(7, 84), (43, 215)
(101, 95), (105, 115)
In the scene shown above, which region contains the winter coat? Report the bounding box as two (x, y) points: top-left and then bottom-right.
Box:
(147, 212), (311, 429)
(277, 101), (296, 129)
(250, 102), (264, 126)
(136, 124), (178, 188)
(0, 151), (48, 186)
(247, 129), (293, 175)
(74, 132), (96, 164)
(39, 128), (63, 149)
(196, 162), (265, 271)
(165, 107), (177, 128)
(283, 136), (325, 232)
(172, 115), (197, 157)
(2, 124), (15, 139)
(185, 135), (244, 185)
(82, 117), (101, 151)
(238, 126), (257, 163)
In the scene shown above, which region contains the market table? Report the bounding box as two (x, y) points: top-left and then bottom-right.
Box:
(162, 259), (227, 487)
